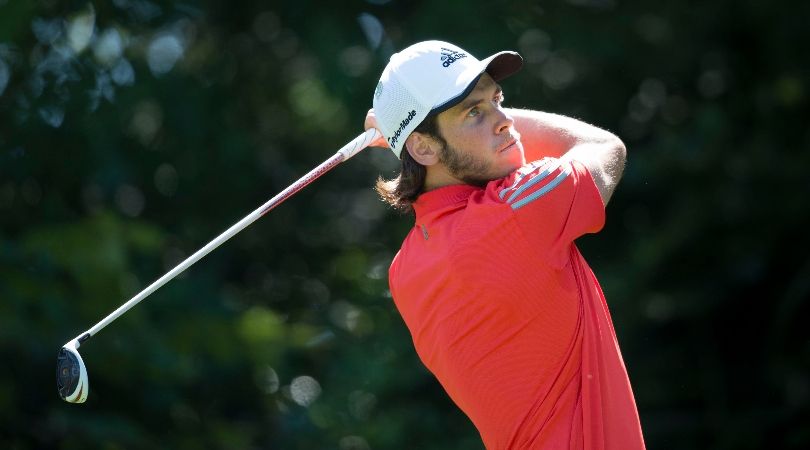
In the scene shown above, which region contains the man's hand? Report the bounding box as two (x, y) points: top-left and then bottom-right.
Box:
(364, 109), (390, 148)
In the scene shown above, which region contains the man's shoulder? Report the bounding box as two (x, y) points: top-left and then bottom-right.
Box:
(486, 158), (564, 207)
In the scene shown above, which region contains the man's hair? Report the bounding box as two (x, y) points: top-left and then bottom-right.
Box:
(375, 114), (444, 214)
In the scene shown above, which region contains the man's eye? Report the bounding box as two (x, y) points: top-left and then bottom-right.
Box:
(467, 107), (480, 117)
(495, 93), (505, 105)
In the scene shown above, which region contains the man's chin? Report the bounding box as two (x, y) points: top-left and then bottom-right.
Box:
(499, 141), (525, 164)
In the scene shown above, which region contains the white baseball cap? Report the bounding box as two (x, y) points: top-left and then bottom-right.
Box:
(372, 40), (523, 158)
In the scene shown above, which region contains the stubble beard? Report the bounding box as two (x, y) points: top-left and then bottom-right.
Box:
(438, 141), (495, 187)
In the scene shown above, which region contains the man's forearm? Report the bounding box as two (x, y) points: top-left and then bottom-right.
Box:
(507, 108), (626, 205)
(507, 108), (621, 162)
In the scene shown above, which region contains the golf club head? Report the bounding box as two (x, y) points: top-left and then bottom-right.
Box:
(57, 340), (89, 403)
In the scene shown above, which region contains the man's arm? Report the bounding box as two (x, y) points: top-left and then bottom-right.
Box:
(507, 108), (626, 205)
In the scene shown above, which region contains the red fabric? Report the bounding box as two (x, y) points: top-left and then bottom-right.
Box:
(388, 158), (645, 449)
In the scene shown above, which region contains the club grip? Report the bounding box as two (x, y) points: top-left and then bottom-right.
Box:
(338, 128), (382, 160)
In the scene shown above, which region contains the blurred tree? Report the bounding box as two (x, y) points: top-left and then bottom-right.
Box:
(0, 0), (807, 449)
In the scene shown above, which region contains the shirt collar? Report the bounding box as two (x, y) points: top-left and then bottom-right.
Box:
(413, 184), (481, 220)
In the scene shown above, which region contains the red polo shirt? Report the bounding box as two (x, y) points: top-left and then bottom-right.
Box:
(388, 157), (645, 449)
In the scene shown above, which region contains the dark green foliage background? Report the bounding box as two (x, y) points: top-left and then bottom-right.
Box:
(1, 0), (807, 448)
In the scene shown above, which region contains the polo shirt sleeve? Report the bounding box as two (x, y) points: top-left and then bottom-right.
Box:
(496, 157), (605, 262)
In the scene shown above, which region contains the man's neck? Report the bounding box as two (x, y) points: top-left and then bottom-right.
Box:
(423, 164), (465, 192)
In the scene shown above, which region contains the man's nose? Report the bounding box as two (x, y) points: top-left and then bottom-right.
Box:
(495, 108), (514, 134)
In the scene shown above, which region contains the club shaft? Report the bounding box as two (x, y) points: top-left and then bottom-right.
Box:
(75, 128), (380, 345)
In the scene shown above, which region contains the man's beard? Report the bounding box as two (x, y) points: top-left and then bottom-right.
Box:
(438, 141), (494, 187)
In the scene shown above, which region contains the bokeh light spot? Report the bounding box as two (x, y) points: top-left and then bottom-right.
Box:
(147, 34), (184, 75)
(92, 28), (124, 66)
(31, 17), (63, 45)
(111, 58), (135, 86)
(0, 57), (11, 96)
(67, 6), (96, 54)
(154, 163), (178, 196)
(38, 105), (64, 127)
(540, 55), (576, 90)
(238, 306), (285, 347)
(348, 390), (377, 420)
(129, 100), (163, 146)
(339, 435), (370, 450)
(255, 365), (280, 394)
(339, 46), (371, 77)
(357, 13), (383, 49)
(115, 184), (145, 217)
(518, 29), (551, 64)
(253, 11), (281, 42)
(698, 70), (726, 98)
(290, 375), (321, 407)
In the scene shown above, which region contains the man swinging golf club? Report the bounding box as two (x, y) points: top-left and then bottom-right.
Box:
(56, 36), (644, 450)
(365, 40), (645, 449)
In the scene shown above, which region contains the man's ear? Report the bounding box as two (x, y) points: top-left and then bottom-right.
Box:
(405, 132), (441, 166)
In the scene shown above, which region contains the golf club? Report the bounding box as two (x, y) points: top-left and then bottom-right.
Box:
(57, 128), (382, 403)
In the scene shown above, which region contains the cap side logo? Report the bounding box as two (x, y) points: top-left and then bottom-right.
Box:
(374, 82), (383, 99)
(387, 109), (416, 149)
(440, 48), (467, 67)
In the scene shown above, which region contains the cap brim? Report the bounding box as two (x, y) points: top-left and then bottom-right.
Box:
(482, 51), (523, 82)
(429, 51), (523, 116)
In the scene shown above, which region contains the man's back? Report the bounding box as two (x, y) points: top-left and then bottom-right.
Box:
(389, 158), (645, 449)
